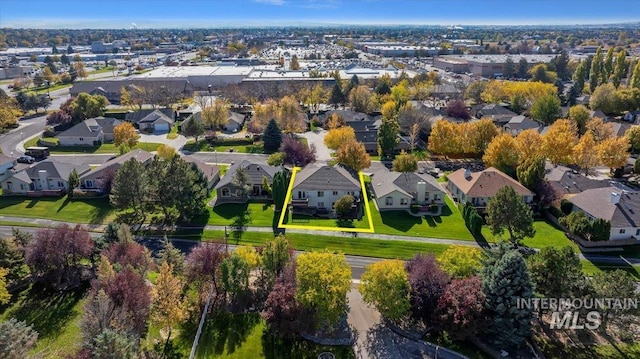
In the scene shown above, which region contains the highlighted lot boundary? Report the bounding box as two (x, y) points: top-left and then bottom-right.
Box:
(277, 167), (375, 233)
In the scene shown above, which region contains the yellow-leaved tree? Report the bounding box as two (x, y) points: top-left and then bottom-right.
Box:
(468, 119), (500, 155)
(543, 119), (579, 165)
(156, 144), (176, 160)
(0, 267), (10, 305)
(515, 129), (544, 163)
(437, 245), (483, 279)
(234, 245), (261, 270)
(598, 136), (630, 172)
(296, 251), (352, 329)
(336, 138), (371, 172)
(359, 260), (410, 322)
(324, 126), (356, 151)
(428, 120), (461, 158)
(151, 262), (187, 349)
(585, 117), (615, 143)
(572, 131), (600, 175)
(482, 133), (520, 175)
(113, 122), (139, 148)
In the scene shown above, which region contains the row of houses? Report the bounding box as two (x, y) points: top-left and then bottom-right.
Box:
(0, 150), (221, 196)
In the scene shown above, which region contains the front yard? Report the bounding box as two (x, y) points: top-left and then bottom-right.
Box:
(183, 139), (264, 154)
(0, 196), (115, 224)
(24, 136), (164, 154)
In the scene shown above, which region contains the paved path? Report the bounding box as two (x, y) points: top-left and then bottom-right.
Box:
(0, 215), (639, 266)
(299, 128), (331, 162)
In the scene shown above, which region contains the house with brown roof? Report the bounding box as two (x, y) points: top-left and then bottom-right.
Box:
(447, 167), (533, 208)
(183, 155), (221, 189)
(569, 187), (640, 241)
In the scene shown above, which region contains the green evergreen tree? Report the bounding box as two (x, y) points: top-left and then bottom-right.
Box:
(630, 60), (640, 89)
(603, 47), (614, 80)
(612, 51), (627, 88)
(67, 168), (79, 196)
(89, 329), (137, 359)
(263, 118), (283, 153)
(329, 82), (345, 105)
(590, 47), (604, 91)
(516, 155), (545, 190)
(482, 245), (534, 349)
(572, 60), (587, 94)
(271, 170), (289, 212)
(378, 118), (400, 159)
(527, 246), (585, 298)
(486, 186), (535, 244)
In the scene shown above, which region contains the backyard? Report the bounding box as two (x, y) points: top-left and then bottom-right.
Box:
(0, 196), (114, 224)
(183, 139), (264, 154)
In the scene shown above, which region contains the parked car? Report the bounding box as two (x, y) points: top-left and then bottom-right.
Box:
(17, 155), (35, 164)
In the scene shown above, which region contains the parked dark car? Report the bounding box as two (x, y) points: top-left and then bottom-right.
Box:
(17, 155), (35, 164)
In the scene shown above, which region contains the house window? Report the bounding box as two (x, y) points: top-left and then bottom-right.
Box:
(86, 180), (94, 188)
(221, 188), (230, 197)
(58, 181), (63, 187)
(385, 197), (393, 205)
(20, 184), (24, 190)
(298, 191), (306, 199)
(317, 191), (324, 197)
(636, 229), (640, 236)
(400, 198), (409, 205)
(333, 191), (339, 196)
(79, 137), (84, 141)
(620, 229), (626, 234)
(318, 202), (325, 208)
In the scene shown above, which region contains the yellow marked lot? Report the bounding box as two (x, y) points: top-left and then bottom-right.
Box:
(278, 167), (375, 233)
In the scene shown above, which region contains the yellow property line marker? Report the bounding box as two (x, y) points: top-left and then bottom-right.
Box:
(277, 167), (375, 233)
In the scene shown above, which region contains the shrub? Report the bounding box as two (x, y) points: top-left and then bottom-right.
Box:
(560, 199), (573, 215)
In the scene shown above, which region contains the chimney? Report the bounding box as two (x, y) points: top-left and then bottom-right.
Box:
(416, 181), (427, 204)
(464, 168), (472, 179)
(610, 192), (620, 205)
(38, 170), (48, 190)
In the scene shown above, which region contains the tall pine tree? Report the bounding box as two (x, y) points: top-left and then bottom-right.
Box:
(263, 119), (283, 153)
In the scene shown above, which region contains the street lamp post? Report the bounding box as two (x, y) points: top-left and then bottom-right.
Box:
(215, 150), (218, 166)
(45, 81), (50, 99)
(20, 132), (24, 145)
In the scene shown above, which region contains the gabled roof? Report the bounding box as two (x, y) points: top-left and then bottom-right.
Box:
(92, 117), (121, 135)
(476, 103), (517, 118)
(215, 160), (279, 189)
(227, 111), (245, 125)
(545, 166), (611, 196)
(183, 155), (220, 183)
(372, 170), (443, 199)
(448, 167), (532, 198)
(570, 187), (640, 228)
(505, 116), (541, 131)
(322, 110), (373, 123)
(125, 108), (175, 124)
(11, 170), (32, 184)
(23, 160), (90, 181)
(292, 164), (360, 192)
(138, 109), (175, 125)
(80, 149), (153, 181)
(57, 119), (104, 138)
(610, 122), (632, 137)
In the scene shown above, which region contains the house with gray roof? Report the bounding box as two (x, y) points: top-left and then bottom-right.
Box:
(213, 160), (280, 205)
(0, 154), (17, 182)
(290, 164), (361, 214)
(569, 187), (640, 241)
(1, 160), (90, 196)
(57, 117), (121, 146)
(78, 149), (153, 193)
(545, 165), (611, 197)
(371, 169), (445, 210)
(224, 112), (247, 132)
(474, 104), (517, 125)
(503, 116), (541, 136)
(183, 155), (221, 189)
(125, 108), (175, 132)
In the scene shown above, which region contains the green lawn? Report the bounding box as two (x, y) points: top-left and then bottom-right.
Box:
(537, 339), (640, 359)
(0, 196), (115, 224)
(25, 136), (163, 154)
(580, 260), (640, 279)
(87, 67), (114, 75)
(369, 197), (477, 241)
(31, 83), (73, 95)
(481, 219), (578, 250)
(195, 312), (354, 359)
(284, 211), (371, 230)
(205, 202), (277, 228)
(183, 140), (264, 154)
(0, 285), (87, 358)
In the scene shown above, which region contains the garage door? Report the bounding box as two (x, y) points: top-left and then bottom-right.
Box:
(154, 123), (170, 132)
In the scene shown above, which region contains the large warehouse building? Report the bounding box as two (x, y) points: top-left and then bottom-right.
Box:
(433, 54), (557, 78)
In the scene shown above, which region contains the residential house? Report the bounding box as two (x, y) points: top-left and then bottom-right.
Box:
(610, 122), (632, 137)
(474, 104), (517, 126)
(78, 149), (153, 193)
(290, 164), (361, 214)
(183, 155), (221, 189)
(503, 116), (541, 136)
(213, 160), (280, 205)
(447, 167), (534, 208)
(0, 154), (17, 182)
(371, 169), (445, 210)
(224, 112), (246, 132)
(1, 160), (90, 196)
(57, 118), (104, 146)
(125, 108), (175, 132)
(624, 111), (640, 124)
(589, 110), (608, 120)
(545, 164), (611, 197)
(569, 187), (640, 241)
(57, 117), (121, 146)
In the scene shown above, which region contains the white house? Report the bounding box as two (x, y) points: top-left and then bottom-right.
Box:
(569, 187), (640, 241)
(0, 154), (17, 182)
(57, 117), (121, 146)
(447, 167), (534, 208)
(372, 169), (445, 210)
(1, 161), (90, 196)
(78, 149), (153, 193)
(290, 164), (361, 213)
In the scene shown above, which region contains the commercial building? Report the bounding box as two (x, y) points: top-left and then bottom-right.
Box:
(434, 54), (557, 77)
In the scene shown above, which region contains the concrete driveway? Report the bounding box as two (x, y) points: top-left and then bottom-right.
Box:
(138, 132), (189, 150)
(299, 129), (331, 162)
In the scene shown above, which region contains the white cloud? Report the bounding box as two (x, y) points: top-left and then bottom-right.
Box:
(254, 0), (285, 5)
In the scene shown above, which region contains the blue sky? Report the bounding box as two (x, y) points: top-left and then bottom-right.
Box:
(1, 0), (638, 28)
